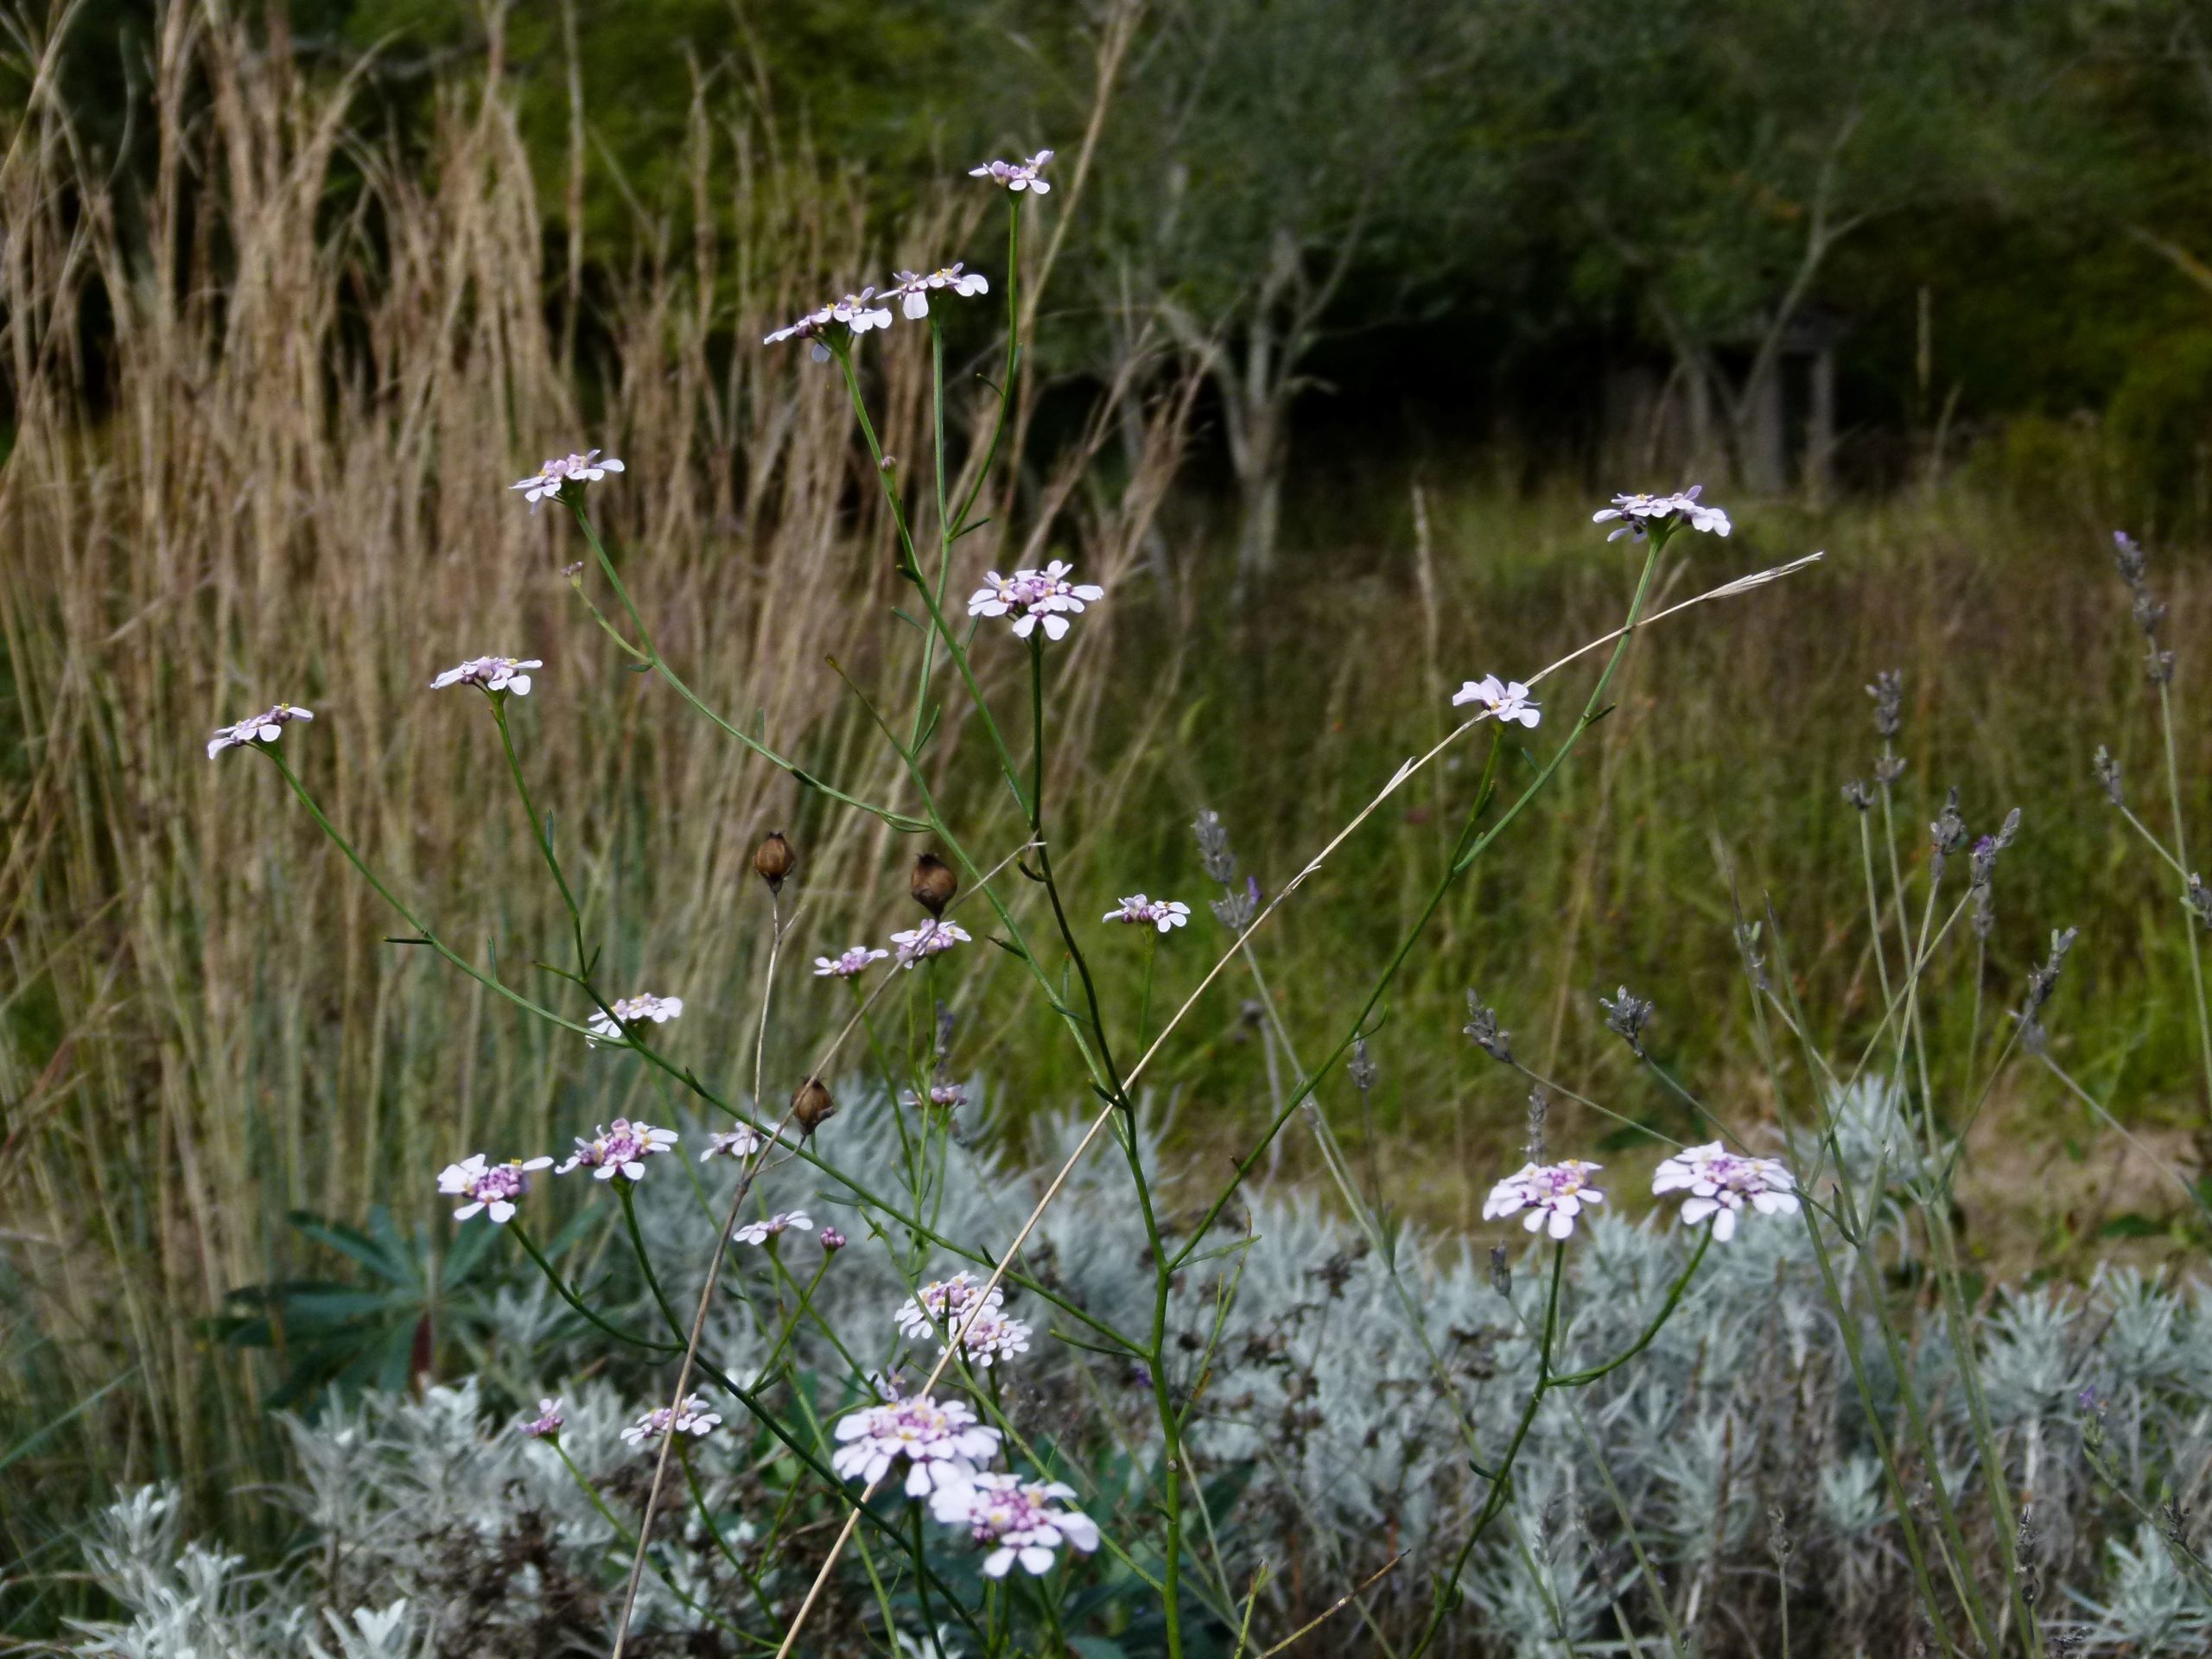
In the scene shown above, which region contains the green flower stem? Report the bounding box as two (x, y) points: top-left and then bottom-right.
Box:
(489, 694), (588, 969)
(1550, 1229), (1711, 1387)
(2157, 680), (2212, 1108)
(950, 196), (1020, 537)
(508, 1219), (677, 1353)
(680, 1447), (778, 1626)
(616, 1183), (689, 1340)
(564, 499), (925, 833)
(263, 749), (600, 1039)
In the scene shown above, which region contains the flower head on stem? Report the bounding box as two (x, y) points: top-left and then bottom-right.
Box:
(510, 448), (623, 510)
(430, 656), (541, 696)
(884, 263), (989, 320)
(733, 1210), (814, 1246)
(206, 702), (313, 760)
(930, 1474), (1099, 1577)
(1651, 1142), (1799, 1241)
(556, 1118), (679, 1182)
(892, 920), (971, 968)
(830, 1394), (1001, 1496)
(519, 1398), (564, 1440)
(1451, 675), (1541, 728)
(1482, 1159), (1605, 1240)
(585, 993), (683, 1046)
(895, 1271), (1004, 1340)
(621, 1394), (721, 1447)
(814, 946), (890, 979)
(969, 150), (1053, 194)
(436, 1153), (552, 1224)
(1592, 485), (1730, 542)
(1104, 894), (1192, 932)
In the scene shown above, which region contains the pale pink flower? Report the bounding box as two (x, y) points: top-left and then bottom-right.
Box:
(892, 920), (971, 968)
(815, 946), (891, 979)
(1104, 894), (1191, 932)
(969, 150), (1054, 194)
(884, 262), (991, 320)
(556, 1118), (680, 1182)
(1451, 675), (1541, 728)
(930, 1474), (1099, 1577)
(820, 1225), (847, 1251)
(511, 448), (624, 510)
(734, 1210), (815, 1246)
(586, 993), (683, 1046)
(1592, 486), (1730, 543)
(1651, 1141), (1799, 1242)
(895, 1271), (1003, 1340)
(966, 561), (1103, 641)
(901, 1082), (969, 1112)
(436, 1153), (553, 1224)
(944, 1307), (1032, 1370)
(831, 1394), (1001, 1496)
(431, 656), (542, 696)
(622, 1393), (721, 1447)
(1482, 1159), (1605, 1241)
(206, 702), (314, 760)
(764, 305), (836, 360)
(520, 1398), (564, 1439)
(701, 1126), (763, 1162)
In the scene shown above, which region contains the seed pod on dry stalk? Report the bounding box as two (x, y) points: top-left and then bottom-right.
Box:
(753, 830), (794, 893)
(911, 852), (957, 917)
(791, 1077), (836, 1139)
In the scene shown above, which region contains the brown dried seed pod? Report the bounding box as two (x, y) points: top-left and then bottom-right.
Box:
(753, 830), (794, 893)
(911, 852), (957, 918)
(791, 1077), (836, 1138)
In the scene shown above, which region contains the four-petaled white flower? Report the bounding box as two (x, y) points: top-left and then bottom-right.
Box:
(884, 263), (991, 320)
(431, 656), (543, 696)
(831, 1393), (1002, 1496)
(892, 920), (972, 968)
(585, 993), (684, 1046)
(1482, 1159), (1606, 1241)
(1104, 894), (1192, 933)
(969, 150), (1054, 194)
(815, 945), (891, 979)
(1451, 675), (1541, 728)
(207, 702), (314, 760)
(944, 1307), (1032, 1370)
(701, 1125), (763, 1162)
(764, 306), (836, 360)
(896, 1271), (1005, 1340)
(831, 289), (894, 334)
(436, 1153), (554, 1224)
(1592, 486), (1731, 543)
(734, 1210), (815, 1246)
(520, 1398), (564, 1439)
(621, 1393), (721, 1447)
(510, 448), (624, 510)
(965, 560), (1104, 642)
(556, 1117), (680, 1182)
(930, 1474), (1099, 1578)
(1651, 1141), (1799, 1242)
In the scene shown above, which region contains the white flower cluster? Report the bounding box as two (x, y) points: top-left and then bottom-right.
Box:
(585, 993), (683, 1046)
(1104, 894), (1192, 932)
(1592, 485), (1731, 542)
(1484, 1143), (1799, 1243)
(966, 560), (1105, 641)
(429, 656), (541, 696)
(510, 448), (623, 510)
(620, 1394), (721, 1446)
(892, 919), (972, 967)
(206, 702), (314, 760)
(969, 150), (1053, 194)
(435, 1154), (552, 1224)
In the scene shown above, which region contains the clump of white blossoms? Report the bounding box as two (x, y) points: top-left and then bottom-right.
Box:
(969, 149), (1053, 194)
(206, 702), (314, 760)
(966, 560), (1104, 641)
(814, 945), (890, 979)
(621, 1394), (721, 1447)
(766, 290), (893, 359)
(1592, 485), (1731, 542)
(943, 1306), (1033, 1370)
(884, 262), (989, 320)
(436, 1153), (553, 1224)
(733, 1210), (814, 1246)
(931, 1474), (1100, 1579)
(896, 1271), (1004, 1340)
(556, 1118), (679, 1183)
(892, 920), (971, 968)
(1105, 894), (1192, 932)
(585, 992), (683, 1046)
(701, 1125), (763, 1162)
(430, 656), (542, 696)
(510, 448), (624, 510)
(1652, 1141), (1800, 1241)
(831, 1393), (1003, 1496)
(1483, 1159), (1606, 1240)
(1452, 675), (1541, 728)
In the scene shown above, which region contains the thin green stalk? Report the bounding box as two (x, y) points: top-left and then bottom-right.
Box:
(2157, 680), (2212, 1103)
(508, 1219), (677, 1353)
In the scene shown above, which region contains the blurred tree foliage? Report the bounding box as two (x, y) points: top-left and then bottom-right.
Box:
(15, 0), (2212, 526)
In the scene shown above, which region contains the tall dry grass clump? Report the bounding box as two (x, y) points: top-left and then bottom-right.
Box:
(0, 3), (1180, 1541)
